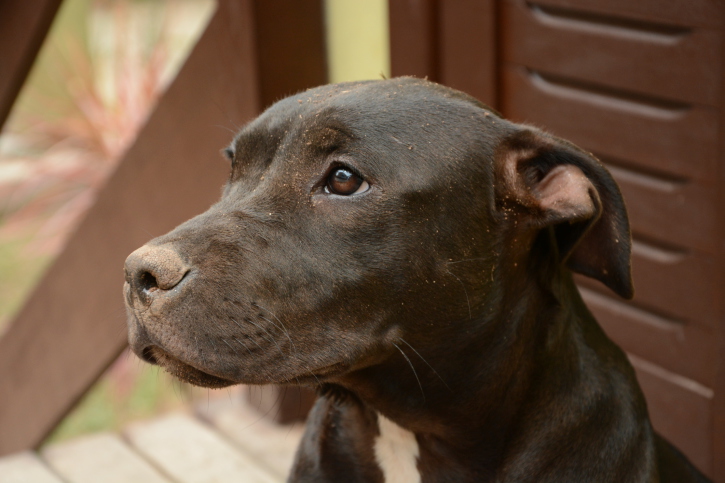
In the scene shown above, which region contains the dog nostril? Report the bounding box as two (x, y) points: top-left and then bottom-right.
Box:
(141, 347), (158, 365)
(125, 244), (190, 299)
(139, 271), (159, 293)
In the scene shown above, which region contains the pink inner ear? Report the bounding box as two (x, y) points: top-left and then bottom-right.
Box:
(534, 165), (598, 222)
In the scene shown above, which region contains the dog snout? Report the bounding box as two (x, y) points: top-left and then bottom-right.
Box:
(124, 244), (190, 302)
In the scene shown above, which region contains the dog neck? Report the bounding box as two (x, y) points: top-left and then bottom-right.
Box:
(324, 266), (598, 475)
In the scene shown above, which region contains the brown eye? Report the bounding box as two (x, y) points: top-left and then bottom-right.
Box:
(325, 167), (369, 195)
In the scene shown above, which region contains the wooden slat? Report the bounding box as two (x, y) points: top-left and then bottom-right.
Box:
(124, 413), (278, 483)
(0, 451), (63, 483)
(501, 66), (719, 200)
(42, 433), (171, 483)
(0, 0), (327, 456)
(252, 0), (326, 108)
(199, 391), (306, 480)
(711, 21), (725, 483)
(501, 0), (722, 106)
(581, 287), (715, 388)
(0, 0), (63, 130)
(578, 241), (718, 328)
(438, 0), (497, 107)
(607, 164), (718, 263)
(530, 0), (723, 29)
(389, 0), (500, 107)
(630, 355), (713, 476)
(388, 0), (439, 80)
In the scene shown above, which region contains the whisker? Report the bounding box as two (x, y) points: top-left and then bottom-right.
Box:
(195, 335), (203, 364)
(232, 336), (254, 356)
(239, 385), (287, 432)
(271, 386), (288, 422)
(208, 337), (220, 354)
(302, 366), (322, 386)
(221, 338), (239, 356)
(258, 314), (296, 354)
(444, 268), (472, 320)
(398, 337), (451, 391)
(231, 319), (267, 352)
(446, 257), (490, 265)
(245, 317), (285, 357)
(254, 302), (297, 353)
(392, 342), (425, 403)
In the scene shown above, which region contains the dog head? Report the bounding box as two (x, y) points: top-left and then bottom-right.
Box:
(124, 78), (632, 389)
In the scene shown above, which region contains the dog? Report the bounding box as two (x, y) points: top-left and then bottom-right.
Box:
(124, 78), (709, 482)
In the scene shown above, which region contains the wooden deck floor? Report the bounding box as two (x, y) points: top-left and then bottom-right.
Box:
(0, 395), (305, 483)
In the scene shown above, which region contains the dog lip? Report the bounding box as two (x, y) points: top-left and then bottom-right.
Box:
(293, 361), (349, 383)
(145, 345), (236, 389)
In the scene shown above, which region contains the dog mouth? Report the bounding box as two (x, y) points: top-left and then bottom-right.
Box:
(140, 345), (347, 388)
(290, 361), (349, 384)
(141, 346), (237, 389)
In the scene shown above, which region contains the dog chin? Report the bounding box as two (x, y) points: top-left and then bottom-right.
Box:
(144, 346), (237, 389)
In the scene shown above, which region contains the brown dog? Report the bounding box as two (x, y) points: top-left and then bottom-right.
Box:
(124, 78), (709, 482)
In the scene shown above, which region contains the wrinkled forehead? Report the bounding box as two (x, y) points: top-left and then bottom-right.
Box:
(229, 79), (497, 153)
(223, 80), (514, 202)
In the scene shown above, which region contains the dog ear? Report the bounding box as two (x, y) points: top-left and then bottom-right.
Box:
(495, 128), (633, 299)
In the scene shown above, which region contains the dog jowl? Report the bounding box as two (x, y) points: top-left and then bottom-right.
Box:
(124, 78), (709, 482)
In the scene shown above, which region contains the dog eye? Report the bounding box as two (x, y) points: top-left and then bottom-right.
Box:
(325, 168), (369, 195)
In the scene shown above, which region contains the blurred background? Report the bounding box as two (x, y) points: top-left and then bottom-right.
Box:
(0, 0), (389, 443)
(0, 0), (211, 442)
(1, 0), (723, 480)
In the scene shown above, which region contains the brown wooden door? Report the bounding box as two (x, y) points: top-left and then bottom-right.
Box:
(391, 0), (725, 478)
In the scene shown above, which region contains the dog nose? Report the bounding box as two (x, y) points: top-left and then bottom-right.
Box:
(124, 245), (190, 301)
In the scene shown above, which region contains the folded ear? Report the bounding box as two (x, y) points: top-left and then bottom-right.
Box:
(494, 127), (633, 299)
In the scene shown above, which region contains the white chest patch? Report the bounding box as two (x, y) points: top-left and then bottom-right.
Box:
(374, 413), (422, 483)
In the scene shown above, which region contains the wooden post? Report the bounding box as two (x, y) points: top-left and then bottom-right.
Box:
(388, 0), (498, 108)
(389, 0), (439, 81)
(712, 17), (725, 482)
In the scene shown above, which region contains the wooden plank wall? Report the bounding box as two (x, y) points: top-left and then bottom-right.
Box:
(500, 0), (722, 476)
(390, 0), (498, 107)
(0, 0), (326, 456)
(714, 28), (725, 481)
(390, 0), (724, 479)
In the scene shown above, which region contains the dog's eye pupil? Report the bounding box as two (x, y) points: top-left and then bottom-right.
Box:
(327, 168), (366, 195)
